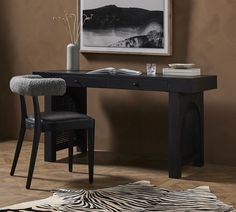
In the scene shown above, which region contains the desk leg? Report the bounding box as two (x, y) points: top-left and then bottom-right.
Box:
(44, 87), (87, 162)
(168, 92), (204, 178)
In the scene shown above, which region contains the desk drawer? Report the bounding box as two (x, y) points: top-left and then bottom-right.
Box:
(63, 75), (168, 91)
(65, 76), (108, 88)
(108, 77), (168, 91)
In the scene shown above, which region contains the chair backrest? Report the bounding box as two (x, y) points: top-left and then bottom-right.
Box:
(10, 75), (66, 96)
(10, 75), (67, 123)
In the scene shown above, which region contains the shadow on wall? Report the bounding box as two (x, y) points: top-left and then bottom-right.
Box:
(81, 0), (193, 68)
(84, 0), (193, 158)
(0, 1), (18, 140)
(100, 92), (169, 160)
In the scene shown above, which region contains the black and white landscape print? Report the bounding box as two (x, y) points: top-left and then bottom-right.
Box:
(80, 0), (171, 55)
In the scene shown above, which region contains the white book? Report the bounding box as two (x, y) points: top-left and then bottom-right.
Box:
(163, 68), (201, 76)
(168, 63), (195, 69)
(87, 67), (142, 76)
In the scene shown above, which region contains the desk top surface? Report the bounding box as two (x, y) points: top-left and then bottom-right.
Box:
(34, 70), (215, 79)
(34, 70), (217, 93)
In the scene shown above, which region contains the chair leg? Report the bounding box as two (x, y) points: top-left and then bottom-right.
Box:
(88, 126), (95, 184)
(10, 124), (26, 176)
(68, 139), (73, 172)
(26, 126), (41, 189)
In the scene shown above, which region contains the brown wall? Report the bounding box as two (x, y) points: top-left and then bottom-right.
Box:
(1, 0), (236, 165)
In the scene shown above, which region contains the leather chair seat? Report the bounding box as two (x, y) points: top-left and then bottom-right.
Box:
(41, 111), (91, 121)
(26, 111), (93, 131)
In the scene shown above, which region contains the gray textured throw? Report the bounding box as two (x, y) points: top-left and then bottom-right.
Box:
(1, 181), (235, 211)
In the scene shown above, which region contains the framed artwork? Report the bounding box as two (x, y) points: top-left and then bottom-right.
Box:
(80, 0), (172, 56)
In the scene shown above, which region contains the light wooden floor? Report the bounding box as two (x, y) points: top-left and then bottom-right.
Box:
(0, 140), (236, 208)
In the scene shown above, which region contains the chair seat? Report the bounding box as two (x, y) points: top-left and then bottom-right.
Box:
(41, 111), (91, 121)
(26, 111), (94, 131)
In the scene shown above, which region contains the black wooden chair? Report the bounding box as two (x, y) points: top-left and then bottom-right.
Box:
(9, 75), (95, 189)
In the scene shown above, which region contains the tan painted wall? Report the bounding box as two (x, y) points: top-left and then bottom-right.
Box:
(0, 0), (236, 165)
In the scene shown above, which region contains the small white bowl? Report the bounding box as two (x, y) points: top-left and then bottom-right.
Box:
(168, 63), (195, 69)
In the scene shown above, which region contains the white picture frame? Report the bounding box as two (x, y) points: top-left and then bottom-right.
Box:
(80, 0), (172, 56)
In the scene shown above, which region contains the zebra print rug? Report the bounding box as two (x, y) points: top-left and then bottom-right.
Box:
(1, 181), (235, 212)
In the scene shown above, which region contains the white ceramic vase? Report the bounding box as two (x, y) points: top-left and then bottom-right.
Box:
(66, 43), (80, 71)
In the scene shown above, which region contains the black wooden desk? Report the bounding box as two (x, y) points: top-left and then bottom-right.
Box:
(34, 70), (217, 179)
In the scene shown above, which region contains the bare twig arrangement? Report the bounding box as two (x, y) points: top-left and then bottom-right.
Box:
(53, 7), (94, 44)
(53, 10), (78, 44)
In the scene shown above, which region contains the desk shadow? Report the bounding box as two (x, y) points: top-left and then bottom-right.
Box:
(57, 151), (168, 171)
(182, 165), (236, 184)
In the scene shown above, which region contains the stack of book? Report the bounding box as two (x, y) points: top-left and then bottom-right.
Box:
(162, 63), (201, 76)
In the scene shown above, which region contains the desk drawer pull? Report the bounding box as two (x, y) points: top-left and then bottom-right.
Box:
(132, 82), (139, 87)
(73, 79), (83, 86)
